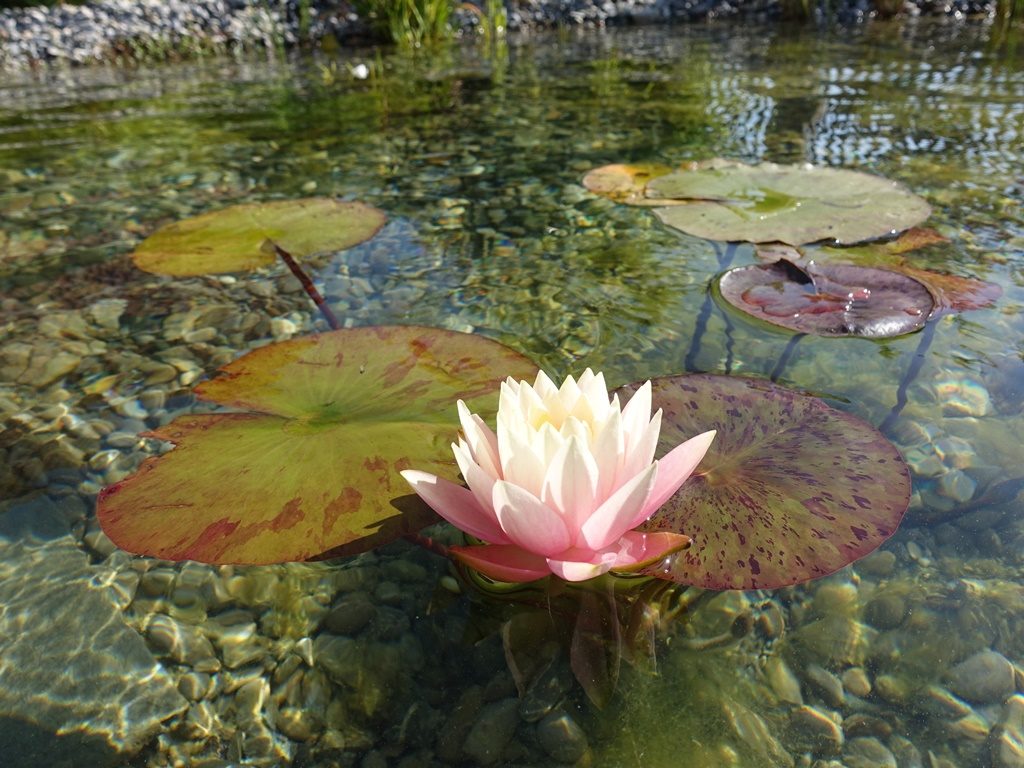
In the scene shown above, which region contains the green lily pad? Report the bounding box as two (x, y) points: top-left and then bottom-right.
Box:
(132, 198), (387, 276)
(617, 375), (910, 590)
(97, 326), (537, 565)
(648, 161), (931, 245)
(716, 259), (935, 338)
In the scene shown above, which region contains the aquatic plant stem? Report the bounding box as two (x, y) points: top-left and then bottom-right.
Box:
(403, 532), (450, 559)
(879, 317), (938, 435)
(684, 241), (738, 372)
(769, 333), (806, 382)
(272, 241), (341, 331)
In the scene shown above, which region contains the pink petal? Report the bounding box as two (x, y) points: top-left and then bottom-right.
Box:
(540, 435), (598, 533)
(493, 480), (572, 556)
(457, 401), (500, 478)
(451, 544), (550, 582)
(580, 462), (658, 551)
(452, 440), (499, 520)
(634, 429), (716, 526)
(610, 531), (692, 572)
(400, 470), (509, 544)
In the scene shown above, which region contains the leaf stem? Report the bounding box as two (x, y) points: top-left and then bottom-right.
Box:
(684, 241), (738, 373)
(403, 532), (450, 559)
(770, 333), (806, 383)
(271, 241), (341, 331)
(878, 317), (938, 435)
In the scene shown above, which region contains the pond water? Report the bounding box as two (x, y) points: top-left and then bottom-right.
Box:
(1, 17), (1023, 768)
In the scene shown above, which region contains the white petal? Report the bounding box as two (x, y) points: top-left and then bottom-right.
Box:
(541, 435), (599, 534)
(498, 422), (547, 498)
(619, 408), (662, 484)
(620, 380), (652, 445)
(590, 407), (624, 501)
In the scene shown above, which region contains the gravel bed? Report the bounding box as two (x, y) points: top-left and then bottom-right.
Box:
(0, 0), (1001, 70)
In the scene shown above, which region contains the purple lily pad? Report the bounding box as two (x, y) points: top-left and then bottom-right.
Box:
(618, 375), (910, 590)
(716, 259), (934, 338)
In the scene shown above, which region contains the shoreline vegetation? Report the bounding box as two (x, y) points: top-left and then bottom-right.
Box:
(0, 0), (1017, 71)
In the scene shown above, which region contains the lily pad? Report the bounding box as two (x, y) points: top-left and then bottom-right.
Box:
(648, 161), (931, 245)
(97, 326), (537, 565)
(581, 163), (681, 206)
(618, 375), (910, 590)
(716, 259), (935, 338)
(756, 234), (1001, 315)
(132, 198), (387, 276)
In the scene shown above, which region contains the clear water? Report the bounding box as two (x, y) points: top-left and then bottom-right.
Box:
(1, 18), (1023, 768)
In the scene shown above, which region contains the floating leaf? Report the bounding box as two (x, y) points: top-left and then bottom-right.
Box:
(97, 326), (537, 565)
(581, 163), (681, 206)
(716, 259), (934, 338)
(758, 235), (1001, 315)
(132, 198), (386, 276)
(618, 375), (910, 590)
(648, 161), (931, 245)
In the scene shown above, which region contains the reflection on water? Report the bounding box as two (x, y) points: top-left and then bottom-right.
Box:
(1, 18), (1023, 768)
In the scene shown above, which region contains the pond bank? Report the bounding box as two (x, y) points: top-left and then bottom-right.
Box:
(0, 0), (1000, 70)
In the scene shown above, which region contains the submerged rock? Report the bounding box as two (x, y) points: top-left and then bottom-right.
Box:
(0, 496), (187, 768)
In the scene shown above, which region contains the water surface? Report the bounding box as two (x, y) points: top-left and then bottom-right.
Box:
(1, 18), (1023, 768)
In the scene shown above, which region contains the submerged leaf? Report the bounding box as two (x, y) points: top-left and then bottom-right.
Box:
(716, 260), (934, 338)
(132, 198), (386, 276)
(648, 161), (931, 245)
(618, 375), (910, 590)
(97, 326), (537, 565)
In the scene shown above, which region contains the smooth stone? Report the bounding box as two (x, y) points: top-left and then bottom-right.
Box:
(461, 697), (520, 766)
(842, 668), (872, 699)
(805, 664), (845, 708)
(766, 657), (804, 705)
(920, 685), (974, 720)
(844, 736), (897, 768)
(535, 710), (588, 764)
(436, 686), (485, 762)
(990, 695), (1024, 768)
(864, 595), (908, 630)
(842, 714), (892, 739)
(948, 651), (1016, 704)
(889, 734), (924, 768)
(0, 508), (187, 768)
(787, 705), (843, 756)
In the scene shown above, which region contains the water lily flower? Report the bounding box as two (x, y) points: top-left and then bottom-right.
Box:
(401, 369), (715, 582)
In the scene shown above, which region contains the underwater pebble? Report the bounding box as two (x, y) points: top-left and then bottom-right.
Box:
(804, 664), (845, 709)
(864, 594), (908, 630)
(321, 592), (376, 635)
(948, 651), (1016, 705)
(535, 710), (589, 764)
(461, 698), (520, 766)
(843, 736), (897, 768)
(991, 695), (1024, 768)
(788, 705), (843, 756)
(842, 668), (872, 699)
(766, 657), (804, 705)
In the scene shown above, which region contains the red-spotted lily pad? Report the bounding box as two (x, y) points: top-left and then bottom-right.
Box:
(647, 161), (931, 245)
(97, 326), (537, 565)
(716, 259), (935, 338)
(132, 198), (386, 276)
(618, 375), (910, 590)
